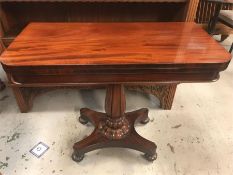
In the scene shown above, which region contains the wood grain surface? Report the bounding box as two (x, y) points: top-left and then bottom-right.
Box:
(0, 22), (231, 66)
(0, 0), (186, 2)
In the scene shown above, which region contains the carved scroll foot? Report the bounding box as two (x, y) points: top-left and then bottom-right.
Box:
(126, 108), (150, 124)
(79, 108), (107, 126)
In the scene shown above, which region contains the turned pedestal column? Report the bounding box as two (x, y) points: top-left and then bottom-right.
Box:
(72, 84), (157, 162)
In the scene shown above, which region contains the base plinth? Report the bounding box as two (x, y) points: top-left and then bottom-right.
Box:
(73, 108), (157, 162)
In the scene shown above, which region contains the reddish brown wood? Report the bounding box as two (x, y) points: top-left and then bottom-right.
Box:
(11, 86), (31, 112)
(0, 22), (231, 112)
(1, 22), (231, 66)
(74, 84), (156, 162)
(0, 22), (231, 161)
(184, 0), (200, 22)
(0, 0), (201, 110)
(101, 85), (130, 140)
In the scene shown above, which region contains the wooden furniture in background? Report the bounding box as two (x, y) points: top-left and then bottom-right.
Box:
(0, 22), (231, 161)
(207, 1), (233, 52)
(207, 0), (233, 34)
(195, 0), (233, 39)
(196, 0), (233, 24)
(195, 0), (233, 55)
(219, 10), (233, 28)
(0, 0), (200, 111)
(217, 10), (233, 52)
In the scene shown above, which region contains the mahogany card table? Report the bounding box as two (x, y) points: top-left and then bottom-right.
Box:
(0, 22), (231, 162)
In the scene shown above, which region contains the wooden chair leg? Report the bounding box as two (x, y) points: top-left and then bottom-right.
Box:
(126, 84), (178, 110)
(229, 42), (233, 53)
(220, 35), (229, 42)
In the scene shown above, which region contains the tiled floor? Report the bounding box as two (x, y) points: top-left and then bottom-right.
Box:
(0, 35), (232, 175)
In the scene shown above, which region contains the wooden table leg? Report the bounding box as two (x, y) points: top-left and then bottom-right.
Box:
(72, 84), (157, 162)
(11, 87), (32, 113)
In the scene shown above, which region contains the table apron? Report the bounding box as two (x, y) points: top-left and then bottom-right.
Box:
(7, 72), (220, 87)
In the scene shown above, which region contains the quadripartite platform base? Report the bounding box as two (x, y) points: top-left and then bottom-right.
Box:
(72, 108), (157, 162)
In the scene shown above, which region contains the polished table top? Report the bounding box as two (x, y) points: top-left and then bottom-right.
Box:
(0, 22), (231, 67)
(0, 22), (231, 84)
